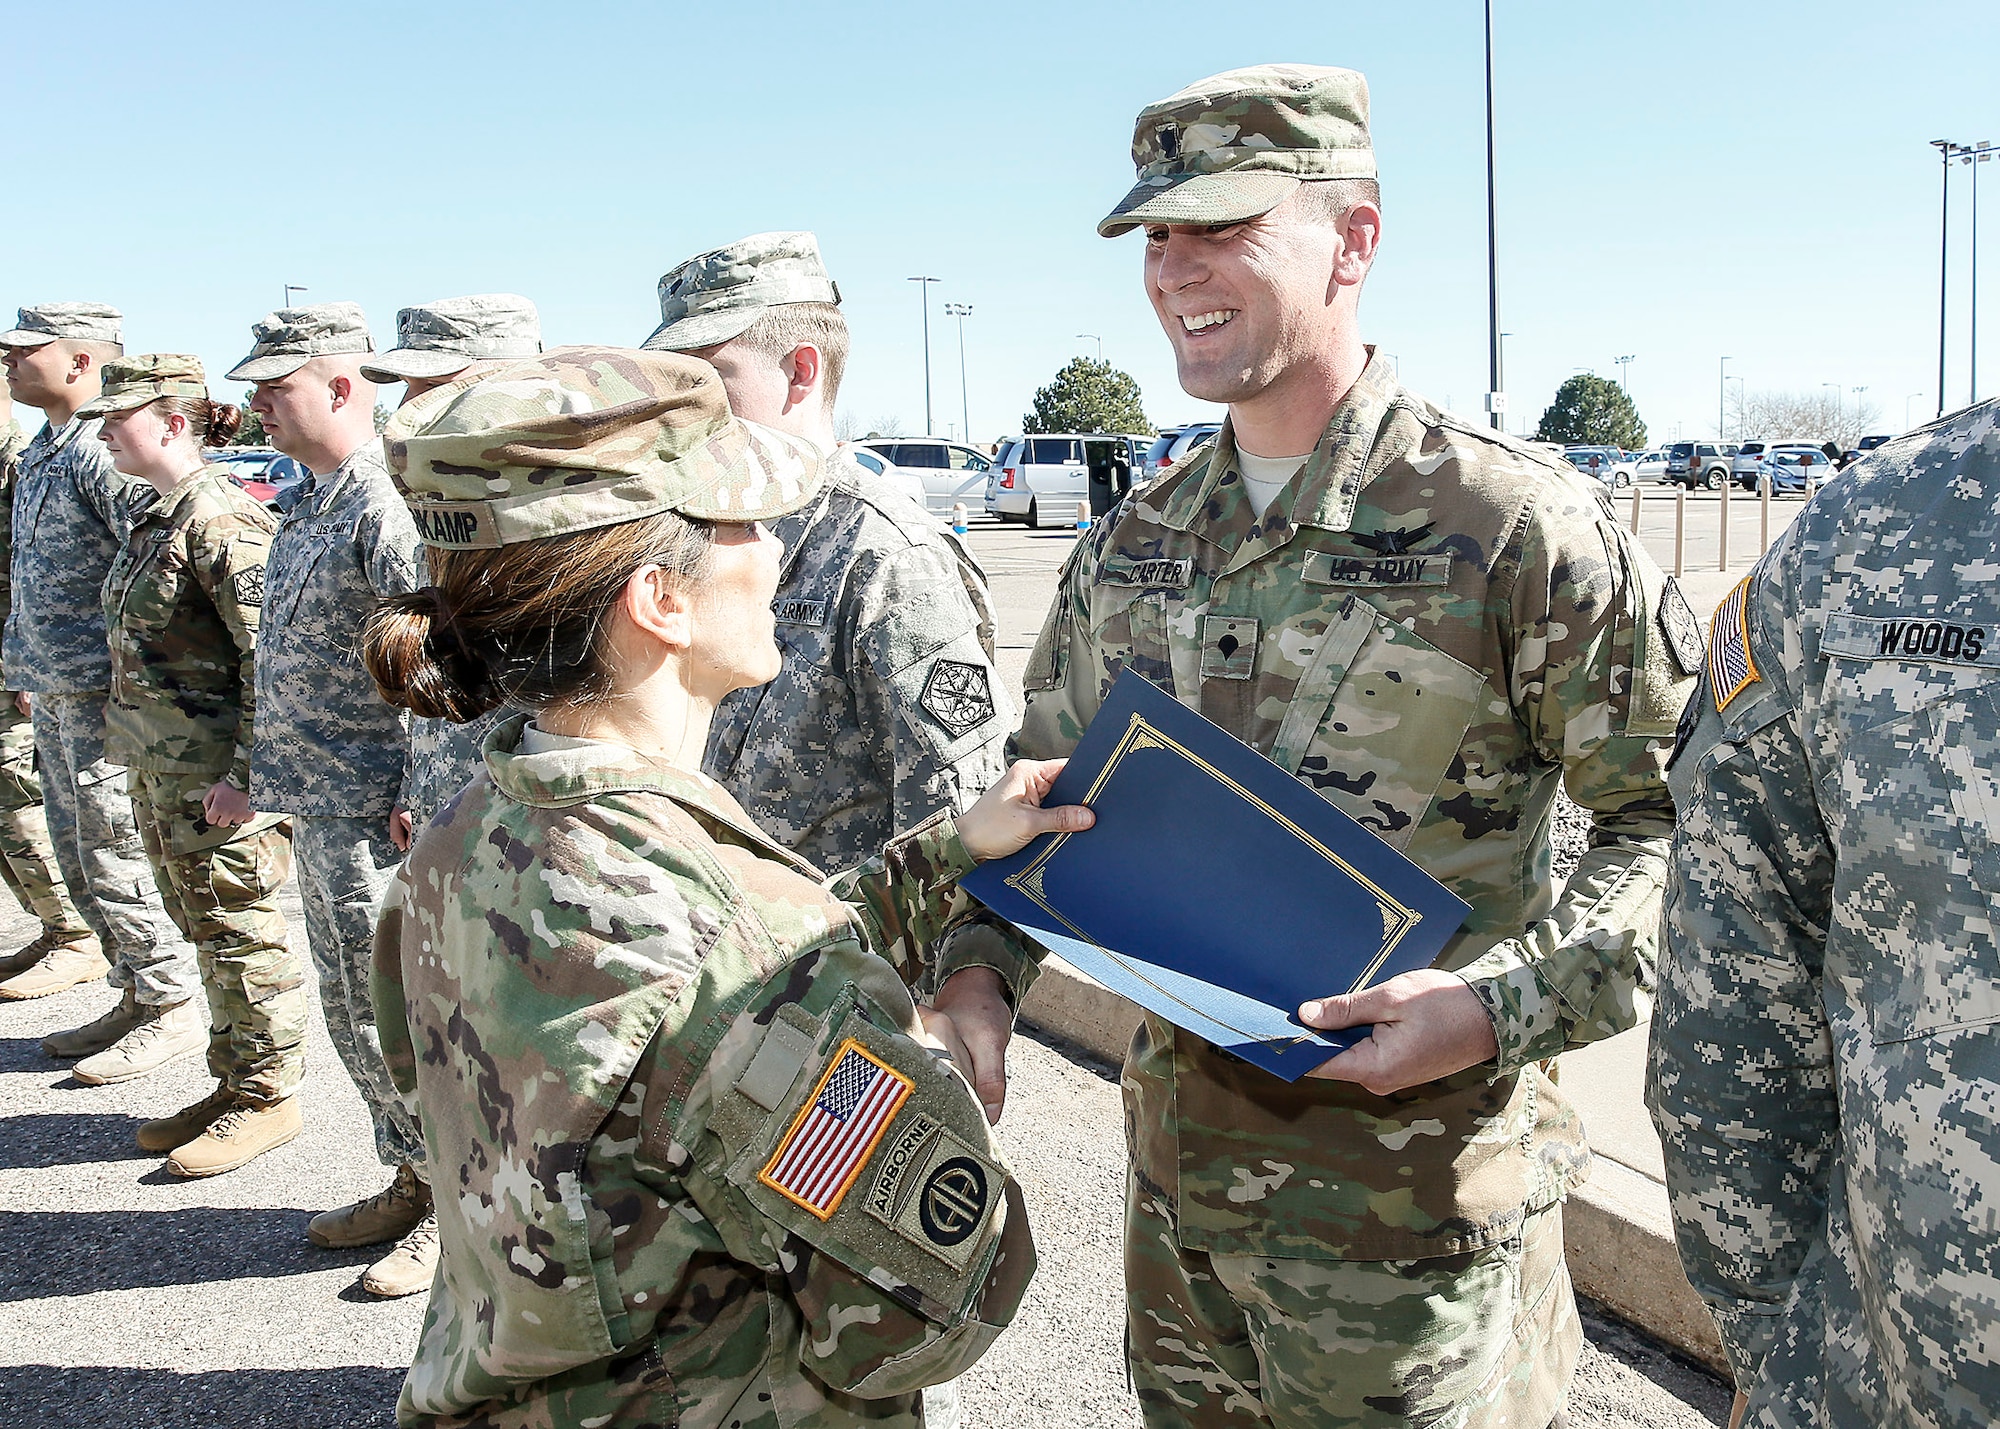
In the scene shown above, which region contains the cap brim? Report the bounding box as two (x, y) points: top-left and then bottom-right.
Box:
(358, 348), (476, 385)
(226, 354), (313, 383)
(640, 307), (765, 354)
(677, 420), (826, 523)
(0, 329), (59, 348)
(75, 391), (159, 419)
(1096, 171), (1303, 237)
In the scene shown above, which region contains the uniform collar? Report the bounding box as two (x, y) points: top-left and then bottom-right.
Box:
(1150, 348), (1410, 562)
(482, 714), (819, 876)
(25, 413), (93, 462)
(295, 437), (385, 517)
(133, 464), (230, 528)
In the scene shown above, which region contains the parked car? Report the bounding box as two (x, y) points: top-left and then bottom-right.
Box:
(1141, 423), (1221, 486)
(1629, 450), (1669, 482)
(203, 446), (307, 506)
(1562, 446), (1629, 488)
(1733, 442), (1828, 490)
(854, 437), (993, 515)
(988, 433), (1149, 527)
(839, 444), (932, 511)
(1842, 433), (1896, 465)
(1664, 441), (1740, 489)
(1766, 448), (1839, 493)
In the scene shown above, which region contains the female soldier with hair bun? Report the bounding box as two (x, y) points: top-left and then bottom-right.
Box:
(362, 347), (1089, 1429)
(85, 355), (307, 1175)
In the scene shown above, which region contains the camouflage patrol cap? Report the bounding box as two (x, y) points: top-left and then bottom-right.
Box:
(0, 302), (123, 348)
(359, 294), (543, 384)
(641, 231), (842, 353)
(1098, 65), (1376, 237)
(226, 301), (374, 383)
(76, 354), (209, 418)
(383, 345), (824, 549)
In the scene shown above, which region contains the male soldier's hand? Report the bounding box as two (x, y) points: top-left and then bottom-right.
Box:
(389, 807), (414, 852)
(202, 780), (254, 828)
(12, 692), (27, 718)
(931, 967), (1014, 1124)
(1299, 968), (1499, 1094)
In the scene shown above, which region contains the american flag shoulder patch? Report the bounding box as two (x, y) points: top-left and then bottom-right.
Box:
(758, 1037), (914, 1220)
(1709, 576), (1762, 713)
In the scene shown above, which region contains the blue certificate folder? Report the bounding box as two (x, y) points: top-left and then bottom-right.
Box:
(962, 670), (1471, 1080)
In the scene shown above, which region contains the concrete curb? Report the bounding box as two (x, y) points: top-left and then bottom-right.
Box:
(1018, 956), (1729, 1377)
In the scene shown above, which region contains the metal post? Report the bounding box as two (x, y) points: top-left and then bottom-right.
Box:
(1760, 473), (1772, 552)
(1674, 488), (1686, 578)
(1719, 356), (1733, 440)
(908, 277), (940, 435)
(1971, 144), (1989, 406)
(1719, 474), (1731, 572)
(1629, 480), (1643, 536)
(946, 303), (973, 444)
(1934, 140), (1956, 418)
(1484, 0), (1502, 430)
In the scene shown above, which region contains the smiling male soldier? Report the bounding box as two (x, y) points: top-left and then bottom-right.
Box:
(931, 66), (1696, 1427)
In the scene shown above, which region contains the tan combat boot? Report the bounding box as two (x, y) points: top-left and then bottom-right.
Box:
(167, 1096), (302, 1178)
(71, 998), (204, 1085)
(137, 1082), (238, 1153)
(41, 985), (143, 1059)
(0, 928), (77, 980)
(0, 935), (109, 1000)
(308, 1163), (432, 1249)
(361, 1212), (440, 1298)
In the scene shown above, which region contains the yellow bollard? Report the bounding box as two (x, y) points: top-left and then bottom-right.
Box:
(1674, 488), (1686, 578)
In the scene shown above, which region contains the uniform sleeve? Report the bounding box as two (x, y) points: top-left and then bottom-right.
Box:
(659, 938), (1036, 1398)
(370, 860), (421, 1101)
(1645, 545), (1837, 1388)
(69, 438), (140, 536)
(929, 533), (1109, 1004)
(846, 541), (1012, 837)
(355, 496), (424, 807)
(1454, 499), (1692, 1071)
(189, 516), (272, 792)
(824, 809), (980, 982)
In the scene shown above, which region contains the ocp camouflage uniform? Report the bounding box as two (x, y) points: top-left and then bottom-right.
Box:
(6, 410), (191, 1003)
(706, 449), (1012, 870)
(941, 353), (1694, 1426)
(1648, 398), (2000, 1428)
(104, 463), (304, 1103)
(0, 418), (86, 943)
(252, 435), (425, 1168)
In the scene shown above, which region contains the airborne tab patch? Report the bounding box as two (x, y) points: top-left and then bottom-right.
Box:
(863, 1115), (1000, 1269)
(1709, 577), (1761, 712)
(758, 1039), (912, 1220)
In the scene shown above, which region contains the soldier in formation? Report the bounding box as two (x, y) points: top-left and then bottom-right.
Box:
(1650, 399), (2000, 1428)
(86, 354), (306, 1176)
(0, 405), (93, 982)
(359, 294), (541, 834)
(931, 65), (1695, 1428)
(0, 304), (198, 1080)
(362, 346), (1087, 1428)
(642, 232), (1013, 874)
(230, 304), (436, 1297)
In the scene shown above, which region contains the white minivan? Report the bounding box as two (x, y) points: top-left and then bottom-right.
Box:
(855, 438), (993, 515)
(988, 434), (1150, 526)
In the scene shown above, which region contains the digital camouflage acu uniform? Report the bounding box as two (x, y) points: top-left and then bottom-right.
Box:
(373, 346), (1029, 1428)
(935, 66), (1695, 1429)
(91, 356), (305, 1107)
(360, 294), (545, 833)
(0, 416), (86, 950)
(643, 231), (1013, 874)
(232, 302), (426, 1171)
(1649, 399), (2000, 1428)
(0, 303), (190, 1005)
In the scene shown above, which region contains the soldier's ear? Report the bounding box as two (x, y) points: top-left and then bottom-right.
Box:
(784, 344), (823, 410)
(327, 373), (353, 409)
(619, 563), (693, 655)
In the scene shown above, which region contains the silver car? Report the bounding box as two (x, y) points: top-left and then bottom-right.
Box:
(855, 438), (993, 515)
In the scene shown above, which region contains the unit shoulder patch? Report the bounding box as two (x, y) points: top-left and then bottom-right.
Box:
(1708, 577), (1761, 712)
(919, 658), (996, 736)
(862, 1114), (1001, 1269)
(232, 566), (265, 607)
(1659, 576), (1704, 676)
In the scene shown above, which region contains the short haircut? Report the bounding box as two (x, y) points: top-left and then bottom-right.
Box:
(1290, 177), (1382, 227)
(729, 302), (849, 407)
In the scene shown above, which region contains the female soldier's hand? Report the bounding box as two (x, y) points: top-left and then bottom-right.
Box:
(202, 780), (254, 829)
(955, 758), (1095, 862)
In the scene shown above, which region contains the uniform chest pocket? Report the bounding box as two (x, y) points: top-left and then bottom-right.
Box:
(1273, 596), (1486, 849)
(1832, 674), (2000, 1043)
(1087, 582), (1179, 695)
(113, 536), (185, 641)
(269, 523), (354, 631)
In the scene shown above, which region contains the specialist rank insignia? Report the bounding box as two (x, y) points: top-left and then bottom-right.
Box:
(920, 659), (995, 736)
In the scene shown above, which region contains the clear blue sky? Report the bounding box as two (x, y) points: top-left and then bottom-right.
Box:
(3, 0), (1994, 446)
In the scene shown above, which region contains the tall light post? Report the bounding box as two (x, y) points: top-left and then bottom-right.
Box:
(283, 284), (308, 309)
(1719, 356), (1734, 441)
(1933, 140), (1961, 418)
(1075, 333), (1103, 361)
(908, 277), (940, 435)
(1483, 0), (1503, 431)
(945, 302), (973, 444)
(1850, 386), (1869, 440)
(1963, 142), (1993, 405)
(1615, 353), (1635, 391)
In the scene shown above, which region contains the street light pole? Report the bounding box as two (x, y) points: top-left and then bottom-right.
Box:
(1850, 386), (1869, 442)
(1907, 391), (1926, 429)
(1933, 140), (1958, 418)
(1966, 142), (1993, 406)
(1075, 333), (1103, 361)
(1719, 356), (1733, 441)
(1483, 0), (1502, 431)
(1823, 382), (1841, 432)
(283, 284), (308, 309)
(945, 303), (973, 444)
(908, 277), (939, 435)
(1615, 353), (1635, 391)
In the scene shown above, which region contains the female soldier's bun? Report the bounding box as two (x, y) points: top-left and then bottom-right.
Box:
(362, 588), (498, 723)
(205, 401), (244, 448)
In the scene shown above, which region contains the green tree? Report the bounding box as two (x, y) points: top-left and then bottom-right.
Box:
(1022, 358), (1152, 435)
(1533, 375), (1647, 449)
(233, 403), (267, 447)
